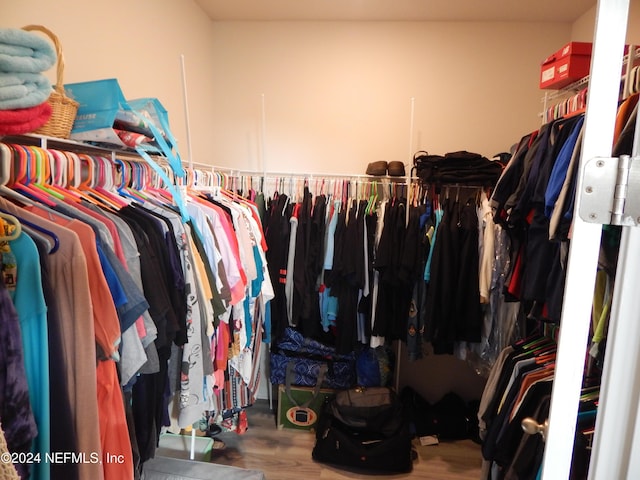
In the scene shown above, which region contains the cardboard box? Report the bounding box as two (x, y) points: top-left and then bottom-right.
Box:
(540, 42), (593, 90)
(277, 384), (336, 432)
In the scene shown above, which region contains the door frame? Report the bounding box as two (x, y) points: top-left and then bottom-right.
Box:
(540, 0), (632, 478)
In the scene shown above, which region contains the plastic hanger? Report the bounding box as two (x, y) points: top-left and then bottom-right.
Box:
(76, 154), (125, 210)
(0, 144), (11, 187)
(0, 206), (59, 254)
(54, 151), (104, 208)
(58, 153), (117, 211)
(8, 144), (27, 184)
(141, 160), (174, 204)
(42, 149), (84, 202)
(365, 181), (378, 215)
(8, 145), (57, 207)
(112, 158), (144, 202)
(0, 145), (38, 208)
(91, 156), (130, 207)
(0, 211), (21, 241)
(28, 147), (65, 201)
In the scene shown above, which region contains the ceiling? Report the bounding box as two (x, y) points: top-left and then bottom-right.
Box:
(194, 0), (597, 23)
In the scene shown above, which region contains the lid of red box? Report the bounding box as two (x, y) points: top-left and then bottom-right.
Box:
(542, 41), (593, 66)
(559, 41), (593, 57)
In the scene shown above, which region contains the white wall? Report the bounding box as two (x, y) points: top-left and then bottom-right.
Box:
(5, 1), (639, 176)
(209, 21), (570, 174)
(3, 6), (571, 175)
(3, 0), (217, 168)
(572, 5), (597, 40)
(572, 1), (640, 43)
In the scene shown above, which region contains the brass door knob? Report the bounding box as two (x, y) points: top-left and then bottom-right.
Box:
(522, 417), (549, 442)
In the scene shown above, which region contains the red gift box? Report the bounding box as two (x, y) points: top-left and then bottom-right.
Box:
(539, 42), (593, 90)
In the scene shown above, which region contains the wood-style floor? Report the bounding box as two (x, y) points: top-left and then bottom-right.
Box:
(204, 400), (484, 480)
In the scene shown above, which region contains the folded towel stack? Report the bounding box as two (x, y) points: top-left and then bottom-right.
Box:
(0, 102), (52, 135)
(0, 27), (56, 135)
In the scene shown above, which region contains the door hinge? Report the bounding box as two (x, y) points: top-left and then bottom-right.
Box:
(580, 155), (640, 226)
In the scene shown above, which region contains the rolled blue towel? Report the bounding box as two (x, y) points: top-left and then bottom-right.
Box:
(0, 72), (51, 110)
(0, 28), (56, 73)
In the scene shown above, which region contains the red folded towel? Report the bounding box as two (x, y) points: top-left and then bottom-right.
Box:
(0, 100), (51, 135)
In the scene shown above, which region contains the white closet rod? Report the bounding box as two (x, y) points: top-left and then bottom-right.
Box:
(179, 163), (489, 190)
(184, 165), (416, 181)
(257, 172), (415, 181)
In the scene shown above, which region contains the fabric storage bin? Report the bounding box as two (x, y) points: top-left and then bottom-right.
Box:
(276, 384), (336, 431)
(270, 327), (356, 390)
(65, 78), (131, 147)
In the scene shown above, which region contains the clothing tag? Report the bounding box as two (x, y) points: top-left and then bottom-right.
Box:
(0, 248), (17, 292)
(419, 435), (439, 446)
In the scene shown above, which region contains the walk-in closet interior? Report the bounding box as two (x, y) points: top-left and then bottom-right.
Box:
(3, 0), (640, 479)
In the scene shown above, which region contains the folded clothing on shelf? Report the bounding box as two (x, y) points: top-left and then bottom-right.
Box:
(0, 28), (56, 73)
(413, 150), (504, 185)
(0, 101), (52, 135)
(0, 71), (51, 110)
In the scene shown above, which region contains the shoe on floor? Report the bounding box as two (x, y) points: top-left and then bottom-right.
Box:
(211, 439), (226, 450)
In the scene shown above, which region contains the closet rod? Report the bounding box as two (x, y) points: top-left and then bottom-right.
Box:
(219, 169), (414, 181)
(181, 162), (418, 182)
(259, 172), (416, 181)
(181, 161), (217, 170)
(426, 182), (491, 189)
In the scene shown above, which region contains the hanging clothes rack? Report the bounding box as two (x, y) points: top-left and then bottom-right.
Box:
(0, 133), (280, 470)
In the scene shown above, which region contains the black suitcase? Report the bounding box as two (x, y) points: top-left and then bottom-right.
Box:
(312, 386), (413, 474)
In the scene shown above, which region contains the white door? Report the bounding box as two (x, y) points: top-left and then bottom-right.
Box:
(539, 0), (638, 478)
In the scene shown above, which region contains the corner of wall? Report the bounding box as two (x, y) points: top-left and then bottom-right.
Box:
(571, 5), (596, 42)
(572, 1), (640, 44)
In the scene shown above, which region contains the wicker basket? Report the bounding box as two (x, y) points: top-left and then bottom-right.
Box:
(22, 24), (78, 139)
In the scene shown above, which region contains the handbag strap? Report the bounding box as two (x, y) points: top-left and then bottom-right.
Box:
(413, 150), (429, 162)
(124, 105), (190, 223)
(285, 361), (328, 408)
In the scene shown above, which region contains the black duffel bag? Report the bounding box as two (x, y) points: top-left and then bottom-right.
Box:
(312, 386), (413, 474)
